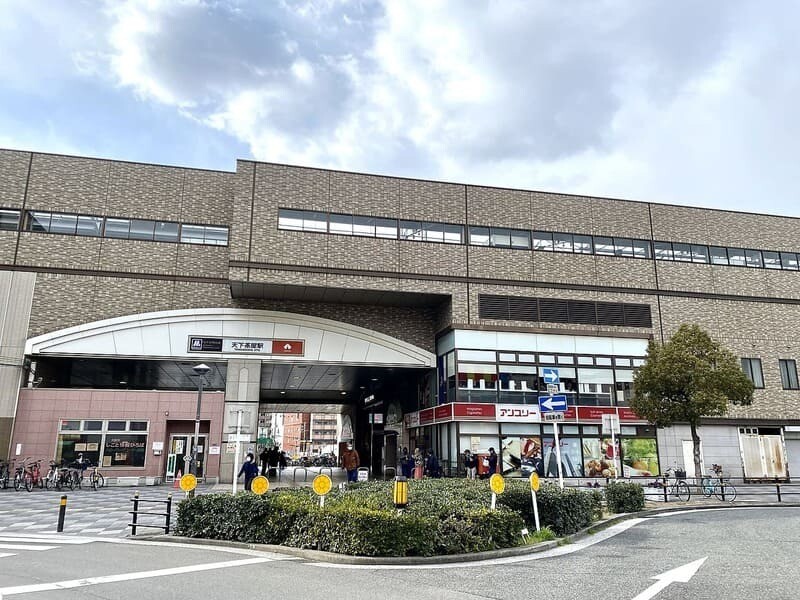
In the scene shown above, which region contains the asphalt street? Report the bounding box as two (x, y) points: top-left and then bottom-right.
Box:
(0, 507), (797, 599)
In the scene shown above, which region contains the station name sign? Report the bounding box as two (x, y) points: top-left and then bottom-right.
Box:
(188, 336), (305, 356)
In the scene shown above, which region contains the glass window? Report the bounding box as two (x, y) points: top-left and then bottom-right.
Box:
(107, 420), (127, 431)
(632, 240), (651, 259)
(154, 221), (179, 242)
(353, 215), (376, 237)
(303, 211), (327, 232)
(780, 359), (799, 390)
(0, 209), (19, 231)
(690, 245), (709, 263)
(728, 248), (746, 266)
(532, 231), (553, 251)
(578, 368), (614, 406)
(60, 420), (81, 431)
(277, 208), (304, 230)
(498, 364), (538, 401)
(553, 232), (573, 253)
(615, 358), (632, 367)
(763, 251), (781, 270)
(56, 433), (102, 466)
(577, 356), (594, 365)
(573, 234), (592, 254)
(594, 236), (614, 255)
(614, 238), (634, 257)
(443, 224), (464, 244)
(103, 434), (147, 467)
(710, 246), (728, 265)
(741, 358), (764, 388)
(400, 220), (424, 241)
(49, 213), (78, 235)
(76, 216), (103, 237)
(27, 211), (51, 233)
(632, 358), (646, 367)
(129, 421), (148, 431)
(180, 224), (205, 244)
(781, 252), (799, 270)
(510, 229), (531, 249)
(745, 249), (763, 268)
(104, 218), (130, 239)
(375, 218), (398, 239)
(490, 228), (511, 248)
(468, 226), (490, 246)
(557, 355), (575, 364)
(329, 214), (353, 235)
(458, 350), (497, 362)
(518, 354), (536, 363)
(423, 222), (444, 243)
(204, 226), (228, 246)
(672, 243), (691, 262)
(84, 420), (103, 431)
(653, 241), (672, 261)
(595, 357), (612, 366)
(129, 219), (155, 241)
(538, 354), (556, 363)
(499, 353), (517, 362)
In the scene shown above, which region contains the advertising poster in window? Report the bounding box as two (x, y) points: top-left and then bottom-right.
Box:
(501, 437), (542, 477)
(583, 438), (618, 478)
(541, 436), (583, 477)
(622, 438), (659, 477)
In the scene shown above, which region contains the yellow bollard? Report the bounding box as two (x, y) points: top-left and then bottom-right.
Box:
(393, 476), (408, 509)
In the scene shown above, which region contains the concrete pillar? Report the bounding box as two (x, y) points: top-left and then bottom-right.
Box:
(0, 271), (35, 461)
(219, 359), (261, 483)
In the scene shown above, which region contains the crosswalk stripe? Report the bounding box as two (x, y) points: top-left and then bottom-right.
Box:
(0, 536), (93, 545)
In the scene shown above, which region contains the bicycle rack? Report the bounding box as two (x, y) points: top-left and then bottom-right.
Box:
(292, 467), (309, 483)
(384, 466), (397, 480)
(129, 491), (173, 536)
(318, 467), (333, 478)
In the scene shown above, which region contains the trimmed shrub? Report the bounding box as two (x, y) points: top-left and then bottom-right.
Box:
(605, 481), (645, 513)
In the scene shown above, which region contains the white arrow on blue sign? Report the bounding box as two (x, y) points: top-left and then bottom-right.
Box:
(542, 368), (560, 385)
(538, 394), (568, 412)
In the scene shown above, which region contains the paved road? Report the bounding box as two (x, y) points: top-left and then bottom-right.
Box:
(0, 507), (797, 599)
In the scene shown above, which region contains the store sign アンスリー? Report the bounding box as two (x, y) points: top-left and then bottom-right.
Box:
(188, 337), (305, 356)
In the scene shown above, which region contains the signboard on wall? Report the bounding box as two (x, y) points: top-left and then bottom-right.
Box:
(188, 336), (305, 356)
(496, 404), (539, 422)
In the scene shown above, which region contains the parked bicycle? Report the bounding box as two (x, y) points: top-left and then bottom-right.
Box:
(13, 458), (44, 492)
(651, 467), (691, 501)
(44, 460), (75, 490)
(86, 462), (105, 490)
(0, 460), (9, 489)
(700, 463), (736, 501)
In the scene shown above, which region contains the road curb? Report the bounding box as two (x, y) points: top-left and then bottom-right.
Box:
(132, 502), (800, 565)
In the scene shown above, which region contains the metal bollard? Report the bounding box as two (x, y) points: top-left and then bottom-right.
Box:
(56, 495), (67, 532)
(777, 483), (782, 503)
(165, 493), (173, 534)
(131, 491), (140, 536)
(663, 483), (668, 503)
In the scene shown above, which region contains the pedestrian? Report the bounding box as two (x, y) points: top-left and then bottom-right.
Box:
(413, 448), (424, 480)
(487, 447), (498, 477)
(464, 449), (477, 479)
(267, 446), (279, 478)
(237, 452), (259, 491)
(278, 450), (288, 473)
(400, 447), (412, 478)
(425, 449), (440, 478)
(258, 447), (269, 476)
(341, 442), (360, 482)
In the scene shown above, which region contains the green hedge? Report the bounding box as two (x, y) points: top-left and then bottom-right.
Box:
(604, 481), (645, 513)
(175, 478), (601, 556)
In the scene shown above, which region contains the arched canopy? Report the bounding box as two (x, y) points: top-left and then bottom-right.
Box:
(25, 309), (435, 368)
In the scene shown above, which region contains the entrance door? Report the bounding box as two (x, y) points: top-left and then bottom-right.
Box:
(169, 434), (207, 479)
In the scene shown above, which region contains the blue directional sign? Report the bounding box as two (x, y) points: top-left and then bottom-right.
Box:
(542, 368), (560, 385)
(538, 394), (568, 413)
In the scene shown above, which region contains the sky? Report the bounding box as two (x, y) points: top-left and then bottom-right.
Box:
(1, 0), (799, 216)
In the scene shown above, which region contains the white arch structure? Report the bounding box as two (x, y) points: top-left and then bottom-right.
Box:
(25, 308), (435, 368)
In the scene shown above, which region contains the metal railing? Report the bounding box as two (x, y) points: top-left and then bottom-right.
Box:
(129, 491), (173, 536)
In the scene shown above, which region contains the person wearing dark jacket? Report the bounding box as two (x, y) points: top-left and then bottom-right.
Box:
(487, 447), (498, 477)
(424, 449), (441, 478)
(238, 452), (259, 491)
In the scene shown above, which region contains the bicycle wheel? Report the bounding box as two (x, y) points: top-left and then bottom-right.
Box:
(64, 473), (74, 491)
(13, 474), (21, 491)
(89, 472), (99, 490)
(714, 482), (736, 502)
(24, 472), (33, 492)
(44, 471), (53, 489)
(675, 480), (691, 502)
(700, 477), (713, 498)
(94, 472), (105, 489)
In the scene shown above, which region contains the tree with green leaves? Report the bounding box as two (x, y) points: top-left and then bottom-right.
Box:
(631, 324), (754, 479)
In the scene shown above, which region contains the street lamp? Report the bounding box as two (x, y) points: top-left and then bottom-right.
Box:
(191, 363), (211, 477)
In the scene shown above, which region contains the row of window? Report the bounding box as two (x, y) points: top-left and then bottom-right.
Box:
(56, 419), (150, 468)
(742, 358), (800, 390)
(278, 208), (800, 272)
(0, 208), (228, 246)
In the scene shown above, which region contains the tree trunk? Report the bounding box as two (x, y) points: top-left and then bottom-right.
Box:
(689, 422), (702, 480)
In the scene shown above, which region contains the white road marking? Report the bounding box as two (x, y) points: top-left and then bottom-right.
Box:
(0, 536), (93, 545)
(0, 544), (57, 551)
(310, 518), (649, 570)
(631, 557), (707, 600)
(0, 557), (272, 596)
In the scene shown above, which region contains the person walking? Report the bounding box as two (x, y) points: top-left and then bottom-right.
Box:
(464, 449), (477, 479)
(413, 448), (424, 480)
(258, 447), (269, 476)
(424, 449), (440, 478)
(400, 447), (412, 478)
(341, 442), (360, 482)
(487, 447), (498, 477)
(237, 452), (259, 491)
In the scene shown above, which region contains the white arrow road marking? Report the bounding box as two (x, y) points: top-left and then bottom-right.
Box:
(0, 557), (271, 596)
(631, 557), (708, 600)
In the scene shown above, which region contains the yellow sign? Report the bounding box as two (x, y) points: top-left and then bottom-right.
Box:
(530, 472), (540, 492)
(489, 473), (505, 494)
(179, 473), (197, 492)
(251, 475), (269, 495)
(312, 474), (332, 496)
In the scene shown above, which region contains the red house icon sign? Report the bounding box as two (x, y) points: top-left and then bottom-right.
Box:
(271, 340), (304, 355)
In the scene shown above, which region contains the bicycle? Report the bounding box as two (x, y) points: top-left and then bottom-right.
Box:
(652, 467), (691, 501)
(86, 462), (105, 490)
(0, 460), (9, 489)
(44, 460), (74, 490)
(700, 464), (736, 502)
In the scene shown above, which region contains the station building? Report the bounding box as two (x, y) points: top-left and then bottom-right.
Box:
(0, 148), (798, 484)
